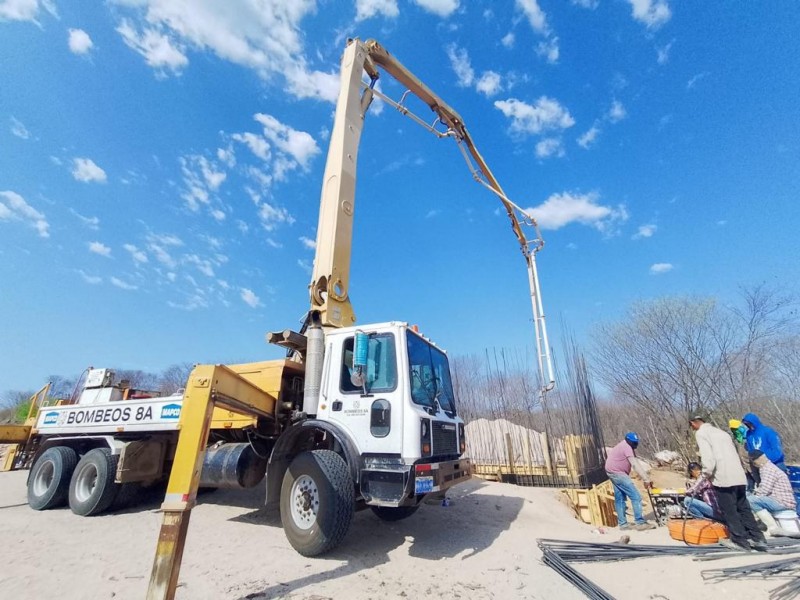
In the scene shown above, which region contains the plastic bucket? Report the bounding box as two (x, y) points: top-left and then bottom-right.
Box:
(775, 510), (800, 534)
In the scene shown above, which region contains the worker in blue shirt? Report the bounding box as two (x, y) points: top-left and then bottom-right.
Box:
(742, 413), (786, 471)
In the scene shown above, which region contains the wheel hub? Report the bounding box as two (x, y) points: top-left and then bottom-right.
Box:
(33, 460), (55, 497)
(74, 463), (98, 503)
(290, 474), (319, 530)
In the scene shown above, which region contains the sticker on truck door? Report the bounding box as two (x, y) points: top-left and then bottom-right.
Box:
(415, 476), (434, 494)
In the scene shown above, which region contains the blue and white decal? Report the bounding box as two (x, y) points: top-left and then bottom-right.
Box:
(161, 403), (181, 419)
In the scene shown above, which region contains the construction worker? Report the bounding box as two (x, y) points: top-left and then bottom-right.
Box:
(730, 418), (759, 490)
(684, 462), (721, 520)
(604, 432), (656, 531)
(747, 450), (798, 537)
(690, 414), (767, 551)
(742, 413), (786, 471)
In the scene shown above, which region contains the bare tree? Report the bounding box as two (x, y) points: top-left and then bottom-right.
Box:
(591, 286), (799, 460)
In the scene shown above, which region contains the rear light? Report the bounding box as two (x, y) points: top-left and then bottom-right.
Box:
(420, 418), (432, 457)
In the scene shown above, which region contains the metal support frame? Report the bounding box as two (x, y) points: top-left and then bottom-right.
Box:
(146, 364), (277, 600)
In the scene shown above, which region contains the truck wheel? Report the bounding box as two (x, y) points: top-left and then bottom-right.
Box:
(68, 448), (120, 516)
(280, 449), (354, 556)
(370, 505), (420, 521)
(28, 446), (78, 510)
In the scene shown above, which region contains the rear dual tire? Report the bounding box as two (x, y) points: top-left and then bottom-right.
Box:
(68, 448), (120, 516)
(28, 446), (78, 510)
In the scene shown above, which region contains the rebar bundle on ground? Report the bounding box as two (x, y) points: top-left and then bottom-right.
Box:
(538, 538), (800, 600)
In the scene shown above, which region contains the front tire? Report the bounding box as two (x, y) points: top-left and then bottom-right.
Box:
(68, 448), (120, 516)
(28, 446), (78, 510)
(280, 450), (354, 556)
(370, 505), (420, 522)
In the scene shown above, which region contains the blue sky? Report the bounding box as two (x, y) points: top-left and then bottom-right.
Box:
(1, 0), (798, 394)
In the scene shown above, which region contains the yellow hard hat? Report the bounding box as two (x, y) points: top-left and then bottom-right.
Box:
(729, 419), (742, 430)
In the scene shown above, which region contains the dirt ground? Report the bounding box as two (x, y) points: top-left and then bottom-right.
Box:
(0, 470), (787, 600)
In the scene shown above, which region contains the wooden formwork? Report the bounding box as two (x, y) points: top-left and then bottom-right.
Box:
(562, 479), (618, 527)
(470, 431), (605, 488)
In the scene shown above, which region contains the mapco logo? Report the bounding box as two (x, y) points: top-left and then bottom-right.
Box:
(42, 411), (60, 426)
(161, 404), (181, 419)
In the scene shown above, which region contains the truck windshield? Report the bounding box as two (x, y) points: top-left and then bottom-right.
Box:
(407, 331), (456, 415)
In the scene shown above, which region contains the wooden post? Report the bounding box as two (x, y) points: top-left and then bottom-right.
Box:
(505, 432), (515, 475)
(542, 432), (553, 477)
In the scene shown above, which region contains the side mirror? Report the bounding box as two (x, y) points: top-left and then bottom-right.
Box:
(350, 332), (369, 391)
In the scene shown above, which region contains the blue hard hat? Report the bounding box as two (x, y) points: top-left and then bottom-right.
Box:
(625, 432), (640, 444)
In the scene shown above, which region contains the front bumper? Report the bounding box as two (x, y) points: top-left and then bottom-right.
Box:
(361, 457), (471, 507)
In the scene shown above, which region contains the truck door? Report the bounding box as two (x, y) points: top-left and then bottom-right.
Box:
(322, 332), (404, 455)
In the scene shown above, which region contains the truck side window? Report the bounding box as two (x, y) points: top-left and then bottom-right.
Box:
(339, 333), (398, 394)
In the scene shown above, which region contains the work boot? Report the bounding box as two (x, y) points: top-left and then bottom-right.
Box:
(619, 523), (632, 531)
(756, 510), (786, 537)
(634, 521), (656, 531)
(748, 538), (768, 552)
(718, 538), (751, 552)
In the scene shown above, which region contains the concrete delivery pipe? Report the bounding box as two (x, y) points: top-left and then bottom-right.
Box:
(199, 443), (267, 489)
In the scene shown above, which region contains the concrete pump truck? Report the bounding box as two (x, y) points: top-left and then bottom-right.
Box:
(6, 38), (554, 600)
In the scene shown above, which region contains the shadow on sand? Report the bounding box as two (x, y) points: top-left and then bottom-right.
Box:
(236, 478), (525, 599)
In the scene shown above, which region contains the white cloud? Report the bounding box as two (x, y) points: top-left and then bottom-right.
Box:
(232, 131), (270, 161)
(180, 154), (226, 212)
(299, 236), (316, 249)
(123, 243), (148, 264)
(527, 191), (628, 233)
(240, 287), (261, 308)
(687, 71), (709, 90)
(633, 224), (657, 239)
(0, 0), (57, 22)
(78, 270), (102, 285)
(577, 124), (601, 149)
(117, 20), (188, 74)
(501, 32), (515, 49)
(10, 116), (29, 139)
(356, 0), (399, 20)
(476, 71), (503, 96)
(572, 0), (599, 8)
(608, 100), (627, 123)
(536, 37), (559, 64)
(70, 209), (100, 230)
(412, 0), (459, 18)
(216, 145), (236, 167)
(446, 44), (474, 87)
(259, 202), (295, 231)
(627, 0), (671, 29)
(88, 241), (112, 257)
(254, 113), (320, 169)
(68, 28), (94, 55)
(185, 254), (215, 277)
(72, 158), (107, 183)
(657, 39), (674, 65)
(297, 258), (312, 274)
(110, 2), (339, 102)
(111, 276), (138, 290)
(650, 262), (673, 274)
(0, 190), (50, 238)
(146, 233), (182, 268)
(494, 97), (575, 136)
(535, 137), (565, 159)
(516, 0), (548, 34)
(716, 220), (727, 227)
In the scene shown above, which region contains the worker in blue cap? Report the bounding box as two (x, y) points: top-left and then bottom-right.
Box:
(605, 432), (656, 531)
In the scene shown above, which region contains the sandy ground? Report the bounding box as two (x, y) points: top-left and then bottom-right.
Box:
(0, 470), (787, 600)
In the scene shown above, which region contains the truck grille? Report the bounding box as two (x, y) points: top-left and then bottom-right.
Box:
(432, 421), (458, 456)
